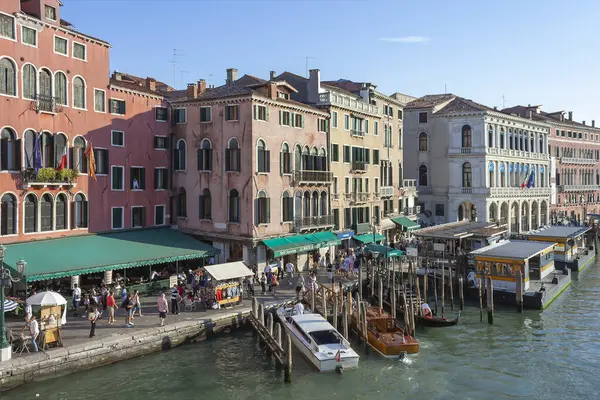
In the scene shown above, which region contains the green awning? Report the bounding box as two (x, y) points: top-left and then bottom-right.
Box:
(3, 228), (220, 282)
(263, 231), (341, 257)
(354, 233), (385, 244)
(311, 231), (342, 248)
(366, 243), (404, 257)
(391, 216), (420, 231)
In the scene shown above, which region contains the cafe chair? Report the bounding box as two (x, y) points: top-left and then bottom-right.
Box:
(16, 335), (31, 355)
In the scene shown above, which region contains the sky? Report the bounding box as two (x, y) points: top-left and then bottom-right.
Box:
(63, 0), (600, 122)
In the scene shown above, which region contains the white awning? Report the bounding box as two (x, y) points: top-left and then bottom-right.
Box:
(204, 261), (253, 281)
(379, 218), (396, 231)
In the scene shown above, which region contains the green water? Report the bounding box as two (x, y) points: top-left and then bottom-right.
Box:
(6, 264), (600, 400)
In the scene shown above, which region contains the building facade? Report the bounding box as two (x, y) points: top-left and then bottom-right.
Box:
(503, 105), (600, 225)
(170, 69), (331, 268)
(404, 95), (551, 233)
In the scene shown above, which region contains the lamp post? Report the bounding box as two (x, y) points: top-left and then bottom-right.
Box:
(0, 245), (26, 362)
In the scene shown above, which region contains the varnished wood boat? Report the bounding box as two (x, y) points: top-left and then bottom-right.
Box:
(417, 313), (460, 327)
(353, 306), (419, 357)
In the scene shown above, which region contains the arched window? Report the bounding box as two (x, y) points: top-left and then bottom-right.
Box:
(22, 64), (36, 100)
(256, 190), (270, 225)
(174, 140), (186, 171)
(303, 191), (310, 218)
(499, 128), (505, 148)
(40, 193), (53, 231)
(318, 148), (327, 171)
(54, 133), (67, 168)
(73, 136), (88, 173)
(311, 191), (319, 217)
(73, 76), (85, 109)
(24, 129), (36, 169)
(41, 131), (54, 168)
(462, 125), (472, 148)
(419, 132), (428, 151)
(0, 58), (16, 96)
(73, 193), (88, 228)
(197, 139), (212, 171)
(294, 145), (302, 171)
(0, 128), (17, 171)
(225, 137), (240, 172)
(39, 68), (52, 100)
(462, 162), (472, 187)
(487, 125), (493, 147)
(55, 72), (67, 106)
(177, 187), (187, 218)
(1, 193), (16, 235)
(229, 189), (240, 222)
(55, 193), (67, 230)
(199, 188), (211, 220)
(418, 165), (428, 186)
(256, 139), (270, 173)
(509, 129), (514, 150)
(302, 145), (310, 170)
(320, 192), (328, 216)
(282, 190), (293, 222)
(24, 194), (37, 233)
(280, 143), (291, 175)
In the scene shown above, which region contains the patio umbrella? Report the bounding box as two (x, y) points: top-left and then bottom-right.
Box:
(26, 291), (68, 325)
(3, 300), (18, 313)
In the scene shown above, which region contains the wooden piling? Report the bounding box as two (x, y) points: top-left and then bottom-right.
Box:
(441, 262), (445, 317)
(354, 293), (360, 331)
(391, 275), (397, 319)
(361, 302), (368, 345)
(478, 274), (483, 322)
(358, 257), (363, 301)
(458, 276), (464, 311)
(423, 264), (428, 304)
(516, 269), (523, 313)
(414, 275), (422, 317)
(252, 297), (258, 318)
(333, 295), (338, 330)
(267, 313), (274, 337)
(258, 304), (265, 327)
(342, 303), (349, 339)
(449, 263), (454, 311)
(321, 287), (327, 319)
(311, 286), (316, 313)
(378, 276), (383, 310)
(370, 261), (375, 301)
(275, 322), (282, 349)
(486, 276), (494, 324)
(284, 334), (293, 383)
(401, 284), (409, 332)
(433, 263), (439, 315)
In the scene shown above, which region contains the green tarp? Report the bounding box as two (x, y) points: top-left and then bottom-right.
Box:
(311, 231), (342, 248)
(3, 228), (220, 282)
(263, 231), (341, 258)
(354, 233), (385, 244)
(391, 216), (420, 231)
(366, 243), (405, 258)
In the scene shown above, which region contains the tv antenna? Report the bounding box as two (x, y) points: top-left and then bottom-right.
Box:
(180, 70), (189, 86)
(169, 48), (186, 89)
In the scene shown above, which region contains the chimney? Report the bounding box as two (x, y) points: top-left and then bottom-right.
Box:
(583, 120), (586, 126)
(198, 79), (206, 94)
(187, 83), (197, 98)
(307, 69), (321, 103)
(592, 120), (595, 127)
(270, 71), (276, 80)
(113, 72), (123, 81)
(226, 68), (238, 85)
(268, 82), (278, 99)
(529, 110), (533, 119)
(145, 77), (156, 92)
(568, 111), (573, 121)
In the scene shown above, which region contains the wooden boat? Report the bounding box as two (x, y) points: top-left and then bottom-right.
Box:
(353, 306), (419, 357)
(276, 306), (360, 372)
(416, 313), (460, 327)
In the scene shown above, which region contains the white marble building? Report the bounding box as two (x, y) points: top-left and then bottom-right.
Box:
(403, 95), (551, 233)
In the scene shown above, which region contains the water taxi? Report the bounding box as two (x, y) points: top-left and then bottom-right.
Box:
(354, 306), (419, 357)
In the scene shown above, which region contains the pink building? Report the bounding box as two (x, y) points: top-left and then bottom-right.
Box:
(171, 69), (332, 268)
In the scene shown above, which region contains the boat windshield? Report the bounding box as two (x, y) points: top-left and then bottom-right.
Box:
(309, 330), (341, 345)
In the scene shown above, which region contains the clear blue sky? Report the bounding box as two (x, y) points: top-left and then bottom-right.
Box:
(64, 0), (599, 122)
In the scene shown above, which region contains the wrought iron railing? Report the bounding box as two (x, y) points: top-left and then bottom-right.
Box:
(351, 161), (367, 172)
(34, 95), (60, 113)
(293, 215), (334, 231)
(293, 170), (333, 184)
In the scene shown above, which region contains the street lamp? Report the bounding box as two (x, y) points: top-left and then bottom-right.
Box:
(0, 246), (26, 362)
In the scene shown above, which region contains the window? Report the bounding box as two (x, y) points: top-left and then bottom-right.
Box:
(52, 71), (66, 105)
(255, 191), (270, 225)
(72, 137), (88, 173)
(280, 143), (292, 174)
(155, 205), (165, 226)
(419, 112), (428, 123)
(280, 111), (291, 126)
(253, 105), (268, 121)
(23, 129), (34, 169)
(0, 14), (15, 40)
(343, 145), (350, 163)
(419, 165), (428, 186)
(24, 194), (37, 233)
(130, 167), (146, 190)
(462, 162), (472, 187)
(111, 130), (124, 147)
(94, 89), (105, 112)
(257, 139), (270, 173)
(388, 105), (394, 117)
(198, 139), (212, 171)
(200, 106), (211, 122)
(154, 136), (168, 150)
(344, 114), (350, 130)
(383, 105), (388, 115)
(54, 36), (67, 55)
(174, 140), (186, 171)
(177, 188), (187, 218)
(373, 149), (379, 165)
(22, 26), (36, 46)
(73, 77), (85, 109)
(225, 105), (238, 121)
(0, 58), (16, 96)
(110, 99), (126, 115)
(22, 64), (36, 100)
(229, 189), (240, 222)
(374, 121), (378, 136)
(435, 204), (444, 217)
(318, 118), (329, 133)
(332, 111), (338, 128)
(0, 128), (17, 171)
(154, 168), (168, 190)
(172, 108), (185, 123)
(155, 107), (168, 121)
(112, 207), (124, 229)
(131, 206), (146, 228)
(111, 166), (124, 191)
(278, 92), (289, 100)
(1, 193), (16, 235)
(226, 138), (241, 172)
(41, 132), (53, 168)
(73, 43), (86, 61)
(331, 144), (339, 162)
(94, 148), (108, 175)
(364, 119), (369, 134)
(462, 125), (472, 148)
(398, 109), (403, 120)
(282, 191), (293, 222)
(199, 188), (212, 220)
(40, 194), (53, 232)
(55, 193), (67, 230)
(293, 113), (304, 128)
(45, 5), (57, 20)
(73, 193), (88, 228)
(419, 132), (428, 151)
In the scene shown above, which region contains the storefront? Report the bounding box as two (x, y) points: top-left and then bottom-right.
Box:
(261, 231), (341, 271)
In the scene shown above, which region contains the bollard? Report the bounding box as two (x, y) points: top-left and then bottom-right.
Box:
(516, 270), (523, 313)
(458, 276), (464, 311)
(333, 295), (338, 330)
(284, 334), (293, 383)
(378, 277), (383, 310)
(321, 287), (328, 318)
(252, 297), (258, 318)
(267, 313), (274, 337)
(486, 277), (494, 324)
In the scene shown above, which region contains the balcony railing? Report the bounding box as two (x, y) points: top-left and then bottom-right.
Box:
(351, 161), (367, 172)
(401, 179), (417, 188)
(20, 168), (78, 189)
(317, 92), (379, 115)
(33, 95), (61, 114)
(417, 186), (433, 194)
(404, 206), (421, 216)
(448, 147), (485, 155)
(381, 186), (395, 197)
(560, 157), (597, 165)
(372, 191), (380, 200)
(293, 170), (333, 185)
(344, 192), (370, 203)
(448, 187), (490, 195)
(293, 215), (334, 232)
(351, 129), (365, 137)
(486, 147), (550, 160)
(557, 184), (600, 192)
(489, 186), (551, 197)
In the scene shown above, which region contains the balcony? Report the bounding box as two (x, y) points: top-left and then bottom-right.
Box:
(485, 147), (550, 160)
(489, 186), (551, 197)
(317, 92), (379, 115)
(417, 186), (433, 194)
(351, 161), (367, 173)
(293, 170), (333, 185)
(560, 157), (597, 165)
(381, 186), (395, 197)
(32, 95), (62, 114)
(293, 215), (334, 232)
(448, 147), (485, 156)
(448, 187), (490, 195)
(372, 191), (381, 200)
(344, 192), (370, 204)
(557, 184), (600, 192)
(351, 129), (365, 138)
(20, 168), (78, 189)
(404, 206), (421, 216)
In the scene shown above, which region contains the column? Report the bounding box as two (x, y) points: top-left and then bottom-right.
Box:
(527, 200), (532, 232)
(496, 161), (500, 187)
(507, 202), (512, 234)
(243, 245), (250, 265)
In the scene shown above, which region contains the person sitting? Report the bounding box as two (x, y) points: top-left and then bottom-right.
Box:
(421, 303), (433, 318)
(293, 302), (305, 315)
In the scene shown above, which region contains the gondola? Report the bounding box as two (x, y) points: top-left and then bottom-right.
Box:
(417, 312), (460, 327)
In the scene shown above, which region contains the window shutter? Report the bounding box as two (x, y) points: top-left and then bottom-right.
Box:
(257, 149), (264, 173)
(280, 152), (284, 175)
(0, 139), (7, 171)
(207, 150), (212, 170)
(236, 149), (241, 172)
(121, 101), (126, 115)
(154, 169), (158, 190)
(225, 149), (231, 171)
(291, 113), (295, 128)
(253, 105), (257, 120)
(279, 111), (283, 125)
(153, 136), (159, 149)
(265, 107), (269, 121)
(266, 197), (271, 223)
(197, 150), (203, 170)
(14, 139), (21, 171)
(301, 115), (304, 128)
(254, 199), (259, 225)
(265, 150), (271, 173)
(173, 148), (180, 170)
(163, 171), (168, 190)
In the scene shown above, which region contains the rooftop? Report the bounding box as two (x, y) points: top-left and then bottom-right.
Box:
(470, 240), (556, 260)
(522, 226), (591, 239)
(413, 221), (507, 240)
(436, 97), (496, 115)
(502, 105), (598, 130)
(404, 94), (455, 110)
(291, 313), (334, 333)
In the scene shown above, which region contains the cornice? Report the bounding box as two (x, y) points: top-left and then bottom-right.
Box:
(109, 84), (163, 101)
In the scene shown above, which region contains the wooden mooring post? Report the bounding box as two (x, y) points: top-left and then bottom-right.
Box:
(321, 287), (327, 319)
(370, 261), (375, 300)
(441, 262), (445, 317)
(284, 334), (293, 383)
(449, 263), (454, 311)
(391, 274), (397, 320)
(433, 263), (439, 315)
(311, 286), (316, 313)
(342, 303), (349, 340)
(423, 264), (428, 304)
(486, 276), (494, 324)
(333, 295), (339, 330)
(358, 257), (363, 302)
(458, 276), (464, 311)
(478, 275), (483, 322)
(378, 276), (383, 311)
(516, 270), (523, 313)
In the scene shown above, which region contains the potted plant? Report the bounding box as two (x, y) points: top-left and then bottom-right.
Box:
(36, 167), (57, 182)
(58, 168), (71, 182)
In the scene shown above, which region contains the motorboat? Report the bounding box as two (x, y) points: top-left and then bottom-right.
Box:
(276, 306), (359, 372)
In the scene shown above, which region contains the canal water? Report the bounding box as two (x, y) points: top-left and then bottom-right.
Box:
(6, 264), (600, 400)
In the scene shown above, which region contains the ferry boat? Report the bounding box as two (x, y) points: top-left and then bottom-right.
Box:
(276, 306), (359, 372)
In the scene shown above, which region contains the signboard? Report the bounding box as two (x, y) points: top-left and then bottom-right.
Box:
(169, 275), (178, 288)
(433, 243), (445, 252)
(406, 247), (418, 257)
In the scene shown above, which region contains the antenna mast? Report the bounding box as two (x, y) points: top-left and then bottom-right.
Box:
(170, 48), (186, 89)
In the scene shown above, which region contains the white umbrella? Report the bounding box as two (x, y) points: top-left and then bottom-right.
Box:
(27, 291), (68, 325)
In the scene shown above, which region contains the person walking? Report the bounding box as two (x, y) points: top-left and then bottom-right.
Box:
(271, 274), (279, 296)
(157, 293), (168, 327)
(106, 291), (116, 324)
(132, 290), (143, 318)
(295, 275), (305, 301)
(170, 284), (180, 315)
(286, 260), (294, 285)
(122, 294), (133, 327)
(260, 273), (267, 295)
(89, 307), (100, 338)
(23, 315), (39, 352)
(72, 283), (82, 316)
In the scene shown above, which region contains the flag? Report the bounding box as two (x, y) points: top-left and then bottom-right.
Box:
(56, 146), (67, 170)
(335, 349), (341, 362)
(84, 141), (96, 180)
(33, 132), (42, 174)
(526, 170), (535, 188)
(520, 169), (532, 190)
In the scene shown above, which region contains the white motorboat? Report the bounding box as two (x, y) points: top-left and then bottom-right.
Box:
(276, 306), (360, 372)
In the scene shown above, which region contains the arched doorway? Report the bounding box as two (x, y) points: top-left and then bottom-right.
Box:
(521, 202), (529, 232)
(488, 203), (498, 222)
(458, 202), (477, 222)
(541, 201), (548, 226)
(500, 202), (509, 225)
(510, 202), (519, 232)
(531, 201), (539, 229)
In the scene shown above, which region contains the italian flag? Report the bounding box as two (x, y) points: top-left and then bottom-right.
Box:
(56, 146), (68, 170)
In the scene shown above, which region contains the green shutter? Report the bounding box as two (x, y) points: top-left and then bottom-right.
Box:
(265, 107), (269, 121)
(279, 111), (283, 125)
(253, 105), (257, 120)
(280, 152), (284, 175)
(266, 197), (271, 223)
(265, 150), (271, 173)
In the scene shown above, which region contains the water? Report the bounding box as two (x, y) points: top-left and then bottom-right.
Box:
(6, 264), (600, 400)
